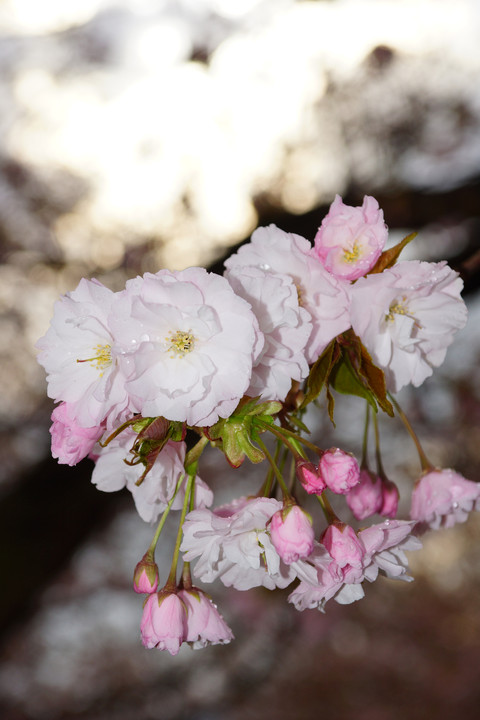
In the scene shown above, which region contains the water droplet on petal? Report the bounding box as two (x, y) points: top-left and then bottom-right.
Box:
(384, 519), (390, 526)
(452, 502), (459, 509)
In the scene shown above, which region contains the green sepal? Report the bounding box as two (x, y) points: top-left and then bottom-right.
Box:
(131, 416), (156, 433)
(205, 396), (281, 468)
(369, 231), (417, 274)
(300, 341), (339, 410)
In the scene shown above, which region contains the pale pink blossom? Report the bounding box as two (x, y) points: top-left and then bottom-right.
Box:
(36, 278), (134, 429)
(350, 260), (467, 392)
(109, 268), (259, 427)
(296, 460), (326, 495)
(180, 497), (296, 590)
(140, 592), (187, 655)
(319, 448), (360, 494)
(289, 520), (421, 611)
(92, 431), (212, 523)
(313, 195), (388, 280)
(179, 589), (234, 649)
(225, 267), (311, 401)
(49, 402), (105, 466)
(322, 523), (365, 568)
(269, 505), (315, 564)
(224, 224), (351, 363)
(346, 469), (384, 520)
(410, 469), (480, 530)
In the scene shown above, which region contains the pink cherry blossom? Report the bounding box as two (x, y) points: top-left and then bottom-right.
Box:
(319, 448), (360, 494)
(225, 266), (311, 402)
(179, 589), (234, 649)
(224, 224), (351, 363)
(410, 469), (480, 530)
(36, 278), (134, 429)
(350, 260), (467, 392)
(346, 469), (384, 520)
(313, 195), (388, 280)
(109, 267), (259, 428)
(49, 402), (105, 466)
(140, 592), (187, 655)
(180, 497), (296, 590)
(289, 520), (421, 611)
(296, 460), (326, 495)
(92, 431), (212, 523)
(322, 523), (365, 568)
(269, 505), (315, 564)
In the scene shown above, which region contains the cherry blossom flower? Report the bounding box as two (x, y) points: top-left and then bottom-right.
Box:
(92, 431), (212, 523)
(350, 260), (467, 392)
(313, 195), (388, 280)
(179, 588), (234, 649)
(140, 591), (187, 655)
(346, 469), (384, 520)
(269, 505), (315, 564)
(224, 224), (351, 363)
(225, 266), (311, 401)
(180, 497), (296, 590)
(109, 267), (260, 427)
(319, 448), (360, 494)
(289, 520), (421, 611)
(36, 278), (134, 429)
(410, 469), (480, 530)
(49, 401), (105, 466)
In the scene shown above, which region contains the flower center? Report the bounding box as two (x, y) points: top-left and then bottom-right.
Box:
(343, 241), (360, 264)
(166, 330), (196, 358)
(385, 297), (409, 323)
(77, 343), (112, 376)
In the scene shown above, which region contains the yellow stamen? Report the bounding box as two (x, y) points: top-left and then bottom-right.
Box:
(343, 242), (360, 264)
(77, 344), (112, 377)
(385, 297), (410, 323)
(166, 330), (196, 358)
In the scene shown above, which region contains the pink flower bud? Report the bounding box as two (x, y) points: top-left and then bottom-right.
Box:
(380, 479), (399, 518)
(140, 591), (187, 655)
(319, 448), (360, 495)
(346, 469), (383, 520)
(296, 459), (326, 495)
(313, 195), (387, 281)
(179, 588), (234, 649)
(133, 553), (159, 594)
(269, 504), (315, 564)
(322, 523), (365, 568)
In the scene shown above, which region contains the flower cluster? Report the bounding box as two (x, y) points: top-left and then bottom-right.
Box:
(36, 194), (476, 657)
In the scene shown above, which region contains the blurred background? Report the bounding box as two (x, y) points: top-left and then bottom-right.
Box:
(1, 0), (480, 718)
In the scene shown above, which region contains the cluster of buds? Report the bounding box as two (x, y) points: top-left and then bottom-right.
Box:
(36, 194), (477, 656)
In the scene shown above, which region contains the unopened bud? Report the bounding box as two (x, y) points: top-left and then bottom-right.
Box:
(296, 459), (326, 495)
(133, 553), (159, 594)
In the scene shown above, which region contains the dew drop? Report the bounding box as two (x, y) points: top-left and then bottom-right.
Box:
(384, 519), (390, 526)
(452, 501), (459, 509)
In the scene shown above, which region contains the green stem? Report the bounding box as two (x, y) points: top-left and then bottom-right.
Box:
(256, 435), (292, 500)
(184, 434), (209, 471)
(147, 473), (186, 556)
(372, 411), (388, 480)
(388, 393), (433, 472)
(256, 418), (323, 456)
(165, 472), (195, 590)
(316, 492), (338, 525)
(361, 403), (370, 470)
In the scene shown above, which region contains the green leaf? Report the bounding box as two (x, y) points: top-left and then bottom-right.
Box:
(300, 341), (338, 410)
(369, 231), (417, 274)
(330, 356), (377, 409)
(357, 343), (394, 416)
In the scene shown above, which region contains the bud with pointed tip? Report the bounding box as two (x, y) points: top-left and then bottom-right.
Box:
(133, 552), (159, 594)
